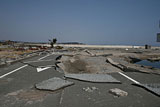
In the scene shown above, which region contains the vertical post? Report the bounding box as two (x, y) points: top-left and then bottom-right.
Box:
(159, 19), (160, 29)
(157, 20), (160, 42)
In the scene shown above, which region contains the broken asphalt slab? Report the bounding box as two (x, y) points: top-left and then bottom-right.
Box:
(35, 77), (74, 91)
(64, 74), (121, 83)
(59, 77), (160, 107)
(133, 83), (160, 97)
(58, 55), (122, 74)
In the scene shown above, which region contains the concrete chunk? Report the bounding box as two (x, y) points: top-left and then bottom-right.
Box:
(65, 74), (121, 83)
(35, 77), (74, 91)
(109, 88), (128, 97)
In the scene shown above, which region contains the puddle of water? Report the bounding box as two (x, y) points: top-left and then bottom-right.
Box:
(136, 60), (160, 69)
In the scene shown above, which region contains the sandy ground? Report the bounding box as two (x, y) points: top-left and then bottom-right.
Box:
(55, 44), (160, 49)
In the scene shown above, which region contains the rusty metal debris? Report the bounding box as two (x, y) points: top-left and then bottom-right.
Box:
(64, 74), (121, 83)
(35, 77), (74, 91)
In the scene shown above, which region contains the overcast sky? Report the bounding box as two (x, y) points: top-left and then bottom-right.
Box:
(0, 0), (160, 46)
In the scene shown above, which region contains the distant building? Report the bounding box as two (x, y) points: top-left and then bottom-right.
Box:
(157, 33), (160, 42)
(2, 40), (15, 45)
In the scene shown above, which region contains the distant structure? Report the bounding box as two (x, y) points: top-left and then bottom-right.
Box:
(157, 20), (160, 42)
(157, 33), (160, 42)
(58, 42), (84, 45)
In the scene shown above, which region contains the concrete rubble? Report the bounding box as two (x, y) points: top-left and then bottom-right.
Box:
(1, 46), (160, 107)
(109, 88), (128, 97)
(64, 74), (121, 83)
(47, 47), (160, 75)
(0, 49), (42, 66)
(82, 86), (98, 92)
(107, 56), (160, 75)
(35, 77), (74, 91)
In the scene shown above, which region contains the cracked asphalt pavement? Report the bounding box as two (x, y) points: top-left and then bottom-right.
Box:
(0, 50), (160, 107)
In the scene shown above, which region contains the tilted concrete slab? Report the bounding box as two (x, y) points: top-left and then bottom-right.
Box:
(64, 74), (121, 83)
(58, 55), (123, 74)
(133, 83), (160, 97)
(35, 77), (74, 91)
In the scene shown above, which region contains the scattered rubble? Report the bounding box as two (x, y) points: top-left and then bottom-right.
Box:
(64, 74), (121, 83)
(35, 77), (74, 91)
(109, 88), (128, 97)
(54, 47), (160, 75)
(107, 57), (160, 75)
(0, 50), (40, 66)
(83, 86), (98, 92)
(1, 46), (160, 106)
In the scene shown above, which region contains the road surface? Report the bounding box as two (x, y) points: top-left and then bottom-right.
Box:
(0, 51), (160, 107)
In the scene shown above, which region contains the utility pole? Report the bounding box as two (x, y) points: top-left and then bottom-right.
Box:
(157, 20), (160, 42)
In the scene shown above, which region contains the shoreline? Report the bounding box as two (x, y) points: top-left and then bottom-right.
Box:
(55, 44), (160, 49)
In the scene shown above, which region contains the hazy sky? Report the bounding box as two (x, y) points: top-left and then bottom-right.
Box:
(0, 0), (160, 46)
